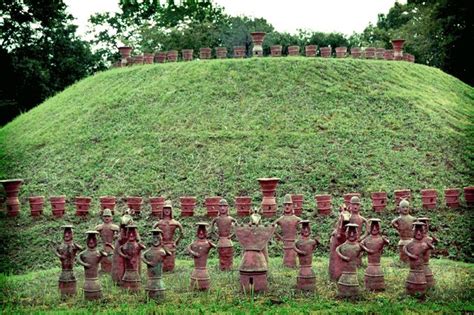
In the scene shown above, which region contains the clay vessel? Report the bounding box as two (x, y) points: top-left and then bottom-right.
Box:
(376, 48), (385, 59)
(142, 228), (167, 301)
(315, 194), (332, 215)
(464, 186), (474, 207)
(95, 209), (119, 273)
(336, 224), (363, 298)
(371, 191), (387, 212)
(305, 45), (317, 57)
(180, 196), (196, 217)
(216, 47), (227, 59)
(167, 50), (178, 62)
(0, 179), (23, 217)
(350, 47), (362, 58)
(391, 199), (415, 264)
(77, 231), (107, 300)
(421, 189), (437, 209)
(233, 46), (246, 58)
(119, 225), (145, 292)
(384, 49), (394, 60)
(118, 46), (132, 66)
(126, 196), (143, 215)
(182, 49), (194, 61)
(99, 196), (116, 214)
(271, 45), (282, 57)
(50, 195), (66, 218)
(329, 208), (351, 281)
(391, 39), (405, 60)
(152, 200), (183, 272)
(235, 196), (252, 216)
(394, 189), (411, 206)
(205, 196), (221, 217)
(320, 47), (331, 58)
(288, 45), (300, 56)
(335, 47), (347, 58)
(258, 178), (280, 217)
(188, 222), (216, 290)
(291, 194), (304, 216)
(294, 220), (317, 291)
(150, 196), (165, 218)
(250, 32), (266, 57)
(133, 55), (144, 65)
(343, 193), (360, 208)
(155, 51), (167, 63)
(364, 47), (376, 59)
(75, 196), (91, 216)
(211, 199), (236, 271)
(143, 53), (154, 64)
(56, 225), (82, 297)
(29, 196), (44, 217)
(444, 188), (460, 208)
(199, 48), (212, 60)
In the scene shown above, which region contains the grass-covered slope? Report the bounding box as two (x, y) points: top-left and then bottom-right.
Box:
(0, 57), (473, 199)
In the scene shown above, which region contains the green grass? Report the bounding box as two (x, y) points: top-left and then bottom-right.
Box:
(0, 257), (473, 313)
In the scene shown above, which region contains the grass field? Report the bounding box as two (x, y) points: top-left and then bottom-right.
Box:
(1, 256), (473, 314)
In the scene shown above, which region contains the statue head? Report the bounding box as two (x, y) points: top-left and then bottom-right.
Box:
(412, 222), (425, 240)
(349, 196), (361, 213)
(163, 200), (173, 219)
(62, 225), (73, 242)
(283, 194), (294, 215)
(151, 228), (163, 247)
(126, 225), (138, 242)
(85, 231), (99, 249)
(300, 220), (311, 237)
(399, 199), (410, 215)
(345, 223), (359, 242)
(102, 209), (113, 224)
(417, 217), (430, 234)
(219, 198), (229, 216)
(250, 207), (262, 226)
(196, 222), (208, 240)
(368, 218), (381, 235)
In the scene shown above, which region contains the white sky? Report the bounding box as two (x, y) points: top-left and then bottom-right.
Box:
(65, 0), (406, 38)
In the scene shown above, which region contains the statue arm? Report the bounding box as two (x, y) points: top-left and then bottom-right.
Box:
(139, 242), (147, 250)
(54, 247), (64, 259)
(293, 243), (306, 255)
(209, 241), (217, 248)
(141, 250), (154, 266)
(105, 242), (115, 250)
(403, 244), (418, 260)
(118, 245), (130, 259)
(74, 242), (83, 251)
(382, 236), (390, 245)
(175, 223), (184, 245)
(187, 245), (199, 257)
(336, 245), (349, 261)
(360, 243), (374, 254)
(230, 218), (237, 238)
(76, 252), (90, 267)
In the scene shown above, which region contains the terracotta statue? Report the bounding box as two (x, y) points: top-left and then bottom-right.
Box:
(404, 222), (434, 296)
(293, 220), (318, 291)
(274, 194), (302, 268)
(236, 208), (275, 292)
(112, 210), (134, 284)
(95, 209), (119, 273)
(417, 217), (437, 289)
(188, 222), (216, 290)
(142, 228), (169, 301)
(210, 199), (237, 271)
(152, 200), (183, 272)
(119, 224), (145, 292)
(329, 205), (352, 281)
(336, 223), (364, 298)
(55, 225), (82, 297)
(77, 231), (107, 300)
(360, 219), (389, 291)
(348, 196), (369, 240)
(391, 199), (416, 263)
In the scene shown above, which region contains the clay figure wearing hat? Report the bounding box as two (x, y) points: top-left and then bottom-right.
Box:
(416, 217), (437, 289)
(348, 196), (369, 241)
(329, 204), (352, 281)
(95, 209), (119, 273)
(210, 198), (237, 271)
(391, 199), (416, 264)
(55, 225), (82, 297)
(293, 220), (319, 291)
(142, 228), (169, 301)
(119, 224), (146, 291)
(188, 222), (216, 290)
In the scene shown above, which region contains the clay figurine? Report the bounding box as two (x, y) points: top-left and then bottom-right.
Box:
(417, 217), (437, 289)
(404, 222), (434, 296)
(95, 209), (119, 273)
(77, 231), (107, 300)
(348, 196), (369, 240)
(329, 205), (352, 281)
(112, 210), (134, 284)
(188, 222), (216, 290)
(210, 199), (237, 271)
(152, 200), (183, 272)
(119, 224), (146, 292)
(235, 208), (275, 293)
(360, 219), (389, 291)
(336, 223), (364, 298)
(55, 225), (82, 298)
(274, 194), (302, 268)
(142, 228), (169, 301)
(391, 199), (416, 264)
(293, 220), (318, 291)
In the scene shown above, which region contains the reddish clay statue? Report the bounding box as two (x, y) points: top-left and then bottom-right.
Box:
(444, 188), (460, 208)
(294, 220), (318, 291)
(50, 195), (66, 218)
(235, 196), (252, 216)
(250, 32), (265, 57)
(404, 222), (434, 296)
(258, 177), (280, 217)
(336, 224), (364, 298)
(29, 196), (44, 217)
(391, 199), (415, 264)
(77, 231), (107, 300)
(95, 209), (119, 273)
(152, 200), (183, 272)
(111, 211), (134, 284)
(348, 196), (369, 240)
(360, 219), (389, 291)
(417, 217), (437, 289)
(205, 196), (221, 217)
(274, 194), (302, 268)
(119, 225), (146, 292)
(99, 196), (116, 214)
(344, 193), (361, 208)
(142, 228), (169, 301)
(210, 199), (237, 271)
(291, 194), (304, 216)
(0, 179), (23, 217)
(236, 209), (275, 293)
(329, 205), (351, 281)
(188, 222), (216, 290)
(55, 225), (82, 297)
(75, 196), (91, 216)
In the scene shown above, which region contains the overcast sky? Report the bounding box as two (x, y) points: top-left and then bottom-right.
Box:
(65, 0), (405, 37)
